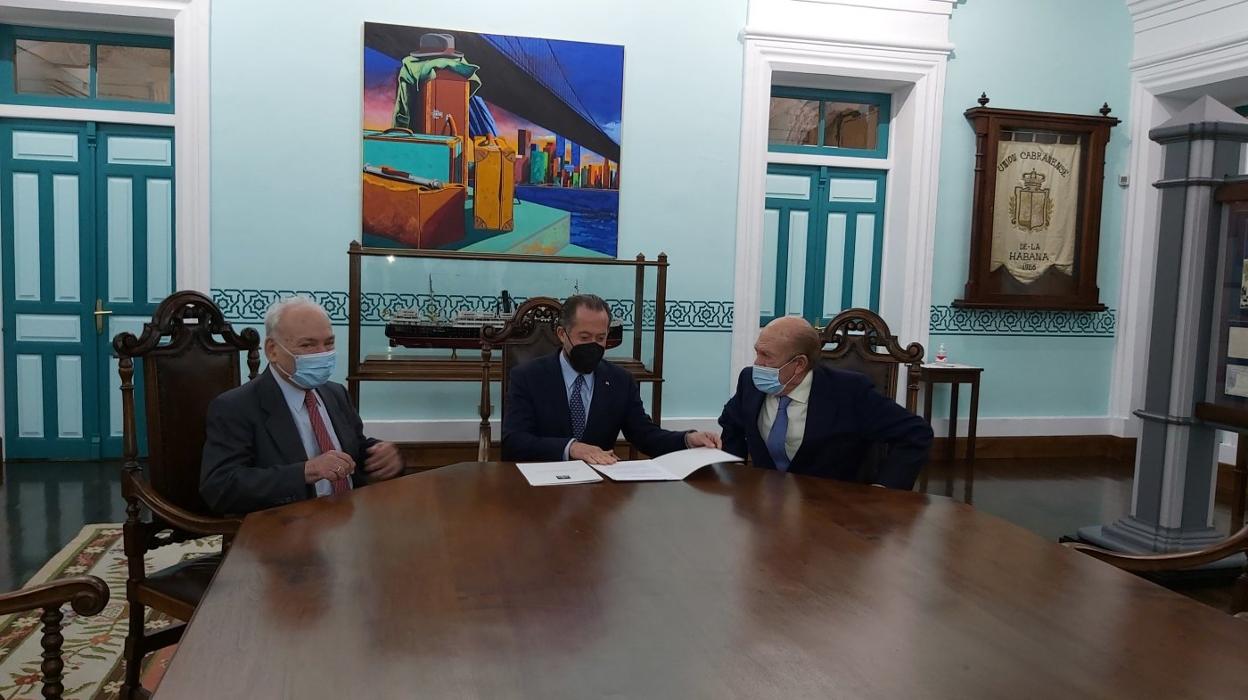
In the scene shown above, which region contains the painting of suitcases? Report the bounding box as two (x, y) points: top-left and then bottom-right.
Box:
(363, 23), (624, 257)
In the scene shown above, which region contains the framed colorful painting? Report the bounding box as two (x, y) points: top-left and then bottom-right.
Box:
(362, 23), (624, 258)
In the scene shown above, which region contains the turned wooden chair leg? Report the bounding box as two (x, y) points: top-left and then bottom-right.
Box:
(120, 600), (145, 699)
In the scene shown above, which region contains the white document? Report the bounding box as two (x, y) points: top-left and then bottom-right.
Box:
(1227, 365), (1248, 399)
(515, 461), (603, 486)
(1229, 326), (1248, 360)
(591, 447), (743, 482)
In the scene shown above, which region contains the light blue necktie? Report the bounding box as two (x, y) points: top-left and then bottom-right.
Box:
(570, 374), (587, 440)
(766, 395), (793, 472)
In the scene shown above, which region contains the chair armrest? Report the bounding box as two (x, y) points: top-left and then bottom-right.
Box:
(123, 470), (242, 537)
(1064, 525), (1248, 573)
(0, 576), (109, 617)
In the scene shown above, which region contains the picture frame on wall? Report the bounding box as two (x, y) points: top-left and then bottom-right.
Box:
(953, 96), (1119, 311)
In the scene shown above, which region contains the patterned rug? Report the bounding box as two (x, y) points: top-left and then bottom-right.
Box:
(0, 524), (221, 699)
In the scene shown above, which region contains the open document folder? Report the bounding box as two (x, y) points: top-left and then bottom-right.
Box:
(515, 461), (604, 486)
(591, 447), (743, 482)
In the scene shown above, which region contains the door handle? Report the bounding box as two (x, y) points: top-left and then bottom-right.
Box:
(94, 299), (112, 336)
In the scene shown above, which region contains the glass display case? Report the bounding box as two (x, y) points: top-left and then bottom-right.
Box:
(346, 242), (670, 422)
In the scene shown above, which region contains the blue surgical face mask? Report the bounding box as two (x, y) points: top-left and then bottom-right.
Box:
(751, 356), (799, 395)
(276, 342), (336, 389)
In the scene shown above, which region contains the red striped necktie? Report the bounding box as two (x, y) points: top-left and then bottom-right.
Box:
(303, 390), (350, 494)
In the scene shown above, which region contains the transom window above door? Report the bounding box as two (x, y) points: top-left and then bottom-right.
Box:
(767, 87), (890, 159)
(0, 25), (172, 112)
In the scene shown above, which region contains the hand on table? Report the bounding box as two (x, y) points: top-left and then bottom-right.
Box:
(364, 441), (403, 480)
(684, 431), (723, 450)
(570, 441), (618, 465)
(305, 451), (355, 484)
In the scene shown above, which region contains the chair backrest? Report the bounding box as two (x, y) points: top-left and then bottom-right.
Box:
(113, 291), (260, 516)
(476, 297), (564, 460)
(819, 308), (924, 412)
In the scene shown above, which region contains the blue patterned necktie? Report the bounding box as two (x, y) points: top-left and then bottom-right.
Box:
(766, 395), (793, 472)
(570, 374), (587, 440)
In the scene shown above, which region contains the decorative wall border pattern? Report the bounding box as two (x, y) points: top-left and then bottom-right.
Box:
(212, 289), (734, 331)
(929, 304), (1116, 337)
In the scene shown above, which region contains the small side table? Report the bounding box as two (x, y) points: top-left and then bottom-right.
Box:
(917, 363), (984, 502)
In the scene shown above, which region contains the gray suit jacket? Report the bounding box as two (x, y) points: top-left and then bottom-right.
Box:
(200, 369), (375, 515)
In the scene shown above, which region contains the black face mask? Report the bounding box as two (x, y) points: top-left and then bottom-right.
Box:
(566, 341), (605, 375)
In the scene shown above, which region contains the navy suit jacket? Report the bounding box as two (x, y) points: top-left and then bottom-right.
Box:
(502, 352), (688, 462)
(200, 369), (375, 515)
(718, 365), (933, 489)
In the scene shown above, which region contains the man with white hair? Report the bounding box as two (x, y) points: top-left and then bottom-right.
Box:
(201, 297), (403, 514)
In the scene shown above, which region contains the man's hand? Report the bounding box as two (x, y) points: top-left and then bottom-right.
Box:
(569, 441), (618, 465)
(305, 450), (355, 484)
(684, 431), (723, 449)
(364, 441), (403, 481)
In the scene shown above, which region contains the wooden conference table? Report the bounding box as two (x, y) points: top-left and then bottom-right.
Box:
(155, 463), (1248, 699)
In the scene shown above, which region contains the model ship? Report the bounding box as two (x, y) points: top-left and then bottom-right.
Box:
(385, 288), (625, 349)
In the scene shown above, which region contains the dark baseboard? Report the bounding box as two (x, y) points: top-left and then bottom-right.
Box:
(930, 435), (1136, 462)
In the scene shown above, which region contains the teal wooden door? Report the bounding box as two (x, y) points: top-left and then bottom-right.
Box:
(1, 121), (97, 459)
(95, 124), (174, 459)
(761, 164), (886, 326)
(1, 120), (173, 460)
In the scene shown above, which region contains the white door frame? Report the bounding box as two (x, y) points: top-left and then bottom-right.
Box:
(0, 0), (209, 454)
(729, 31), (951, 392)
(1110, 9), (1248, 440)
(0, 0), (211, 291)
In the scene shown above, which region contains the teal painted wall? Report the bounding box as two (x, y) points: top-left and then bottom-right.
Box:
(207, 0), (1134, 426)
(208, 0), (747, 421)
(929, 0), (1132, 418)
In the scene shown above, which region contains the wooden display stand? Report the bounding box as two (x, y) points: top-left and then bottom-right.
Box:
(345, 242), (670, 431)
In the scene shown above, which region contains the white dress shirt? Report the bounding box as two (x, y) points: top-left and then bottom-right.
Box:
(757, 369), (814, 460)
(274, 372), (349, 496)
(559, 351), (595, 460)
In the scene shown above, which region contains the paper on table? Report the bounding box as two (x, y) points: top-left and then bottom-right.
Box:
(592, 447), (743, 481)
(515, 461), (603, 486)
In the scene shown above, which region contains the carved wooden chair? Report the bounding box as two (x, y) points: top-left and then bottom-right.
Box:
(0, 576), (108, 700)
(112, 290), (260, 699)
(476, 297), (564, 461)
(1067, 525), (1248, 620)
(818, 308), (927, 486)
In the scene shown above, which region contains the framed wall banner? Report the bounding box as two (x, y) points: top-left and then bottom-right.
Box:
(954, 95), (1119, 311)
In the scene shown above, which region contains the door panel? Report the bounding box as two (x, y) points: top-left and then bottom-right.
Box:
(95, 125), (173, 459)
(760, 164), (886, 327)
(2, 121), (97, 459)
(1, 120), (172, 460)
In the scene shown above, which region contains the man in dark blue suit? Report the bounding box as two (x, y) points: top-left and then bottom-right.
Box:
(719, 316), (932, 489)
(502, 294), (721, 464)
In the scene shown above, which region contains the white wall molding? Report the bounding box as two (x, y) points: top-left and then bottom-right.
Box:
(0, 103), (174, 126)
(1111, 1), (1248, 438)
(0, 0), (212, 292)
(729, 8), (951, 396)
(791, 0), (957, 16)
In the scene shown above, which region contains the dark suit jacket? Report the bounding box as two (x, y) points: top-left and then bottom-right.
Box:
(718, 365), (933, 489)
(201, 369), (376, 515)
(502, 352), (688, 462)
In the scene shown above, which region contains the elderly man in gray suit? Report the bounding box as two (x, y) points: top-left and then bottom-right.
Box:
(200, 297), (403, 515)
